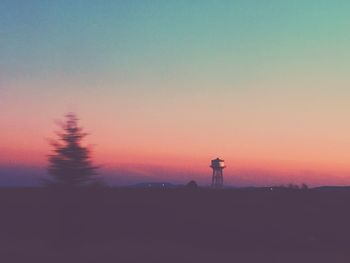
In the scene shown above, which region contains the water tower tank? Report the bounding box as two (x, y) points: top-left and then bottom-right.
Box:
(211, 158), (225, 169)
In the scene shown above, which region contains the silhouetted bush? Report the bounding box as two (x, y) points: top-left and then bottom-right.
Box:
(301, 183), (309, 190)
(186, 180), (198, 189)
(288, 184), (300, 190)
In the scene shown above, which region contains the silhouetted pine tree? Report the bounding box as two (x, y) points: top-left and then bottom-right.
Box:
(47, 113), (98, 187)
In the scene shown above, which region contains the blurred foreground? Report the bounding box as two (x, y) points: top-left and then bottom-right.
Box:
(0, 187), (350, 262)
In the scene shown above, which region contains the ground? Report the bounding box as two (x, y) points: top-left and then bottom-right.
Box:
(0, 187), (350, 262)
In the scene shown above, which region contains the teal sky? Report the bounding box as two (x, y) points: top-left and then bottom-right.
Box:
(1, 1), (350, 186)
(2, 0), (349, 80)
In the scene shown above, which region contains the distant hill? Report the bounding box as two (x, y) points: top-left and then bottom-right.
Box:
(313, 186), (350, 191)
(0, 165), (44, 186)
(127, 182), (183, 189)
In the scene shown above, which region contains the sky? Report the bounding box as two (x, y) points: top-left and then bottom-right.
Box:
(1, 0), (350, 186)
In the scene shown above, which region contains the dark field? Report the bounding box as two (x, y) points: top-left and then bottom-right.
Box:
(1, 187), (350, 262)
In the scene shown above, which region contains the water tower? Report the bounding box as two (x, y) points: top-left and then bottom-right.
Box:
(210, 158), (225, 188)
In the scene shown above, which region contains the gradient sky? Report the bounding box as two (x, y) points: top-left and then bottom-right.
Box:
(1, 0), (350, 186)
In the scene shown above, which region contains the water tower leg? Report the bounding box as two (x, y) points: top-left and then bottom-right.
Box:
(211, 170), (215, 187)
